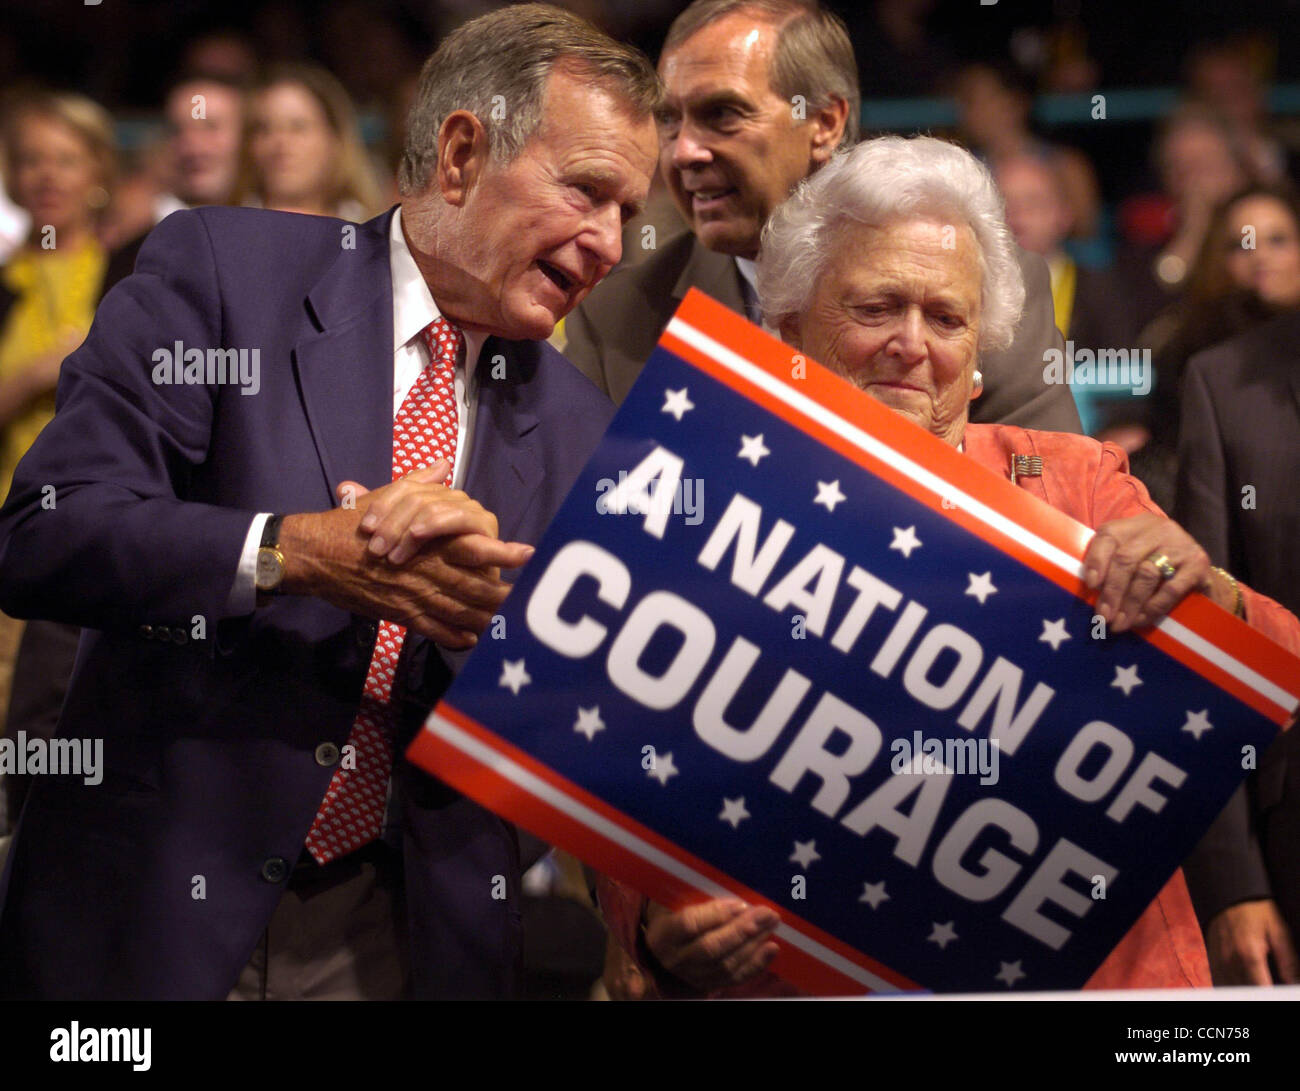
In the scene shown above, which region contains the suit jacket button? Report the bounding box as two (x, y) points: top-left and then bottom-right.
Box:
(173, 627), (188, 644)
(315, 742), (340, 767)
(139, 625), (153, 639)
(356, 622), (378, 648)
(260, 857), (289, 883)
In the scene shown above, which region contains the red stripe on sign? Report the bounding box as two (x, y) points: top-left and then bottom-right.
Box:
(1141, 604), (1294, 723)
(408, 701), (923, 996)
(660, 289), (1299, 722)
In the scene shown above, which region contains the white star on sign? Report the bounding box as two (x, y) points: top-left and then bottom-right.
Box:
(995, 960), (1026, 987)
(814, 480), (846, 513)
(965, 571), (997, 604)
(789, 839), (821, 870)
(647, 750), (679, 786)
(1039, 617), (1071, 651)
(890, 525), (922, 558)
(718, 797), (751, 828)
(927, 921), (958, 949)
(1111, 664), (1142, 696)
(498, 659), (531, 695)
(1182, 709), (1213, 740)
(662, 388), (695, 420)
(738, 434), (771, 466)
(859, 881), (890, 909)
(573, 706), (605, 741)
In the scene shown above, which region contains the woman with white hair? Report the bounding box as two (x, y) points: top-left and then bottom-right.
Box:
(598, 135), (1300, 999)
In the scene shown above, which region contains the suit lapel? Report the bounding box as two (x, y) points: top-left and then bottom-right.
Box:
(293, 211), (396, 497)
(673, 235), (748, 316)
(462, 337), (543, 546)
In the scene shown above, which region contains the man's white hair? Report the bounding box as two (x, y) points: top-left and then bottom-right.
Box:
(757, 135), (1025, 352)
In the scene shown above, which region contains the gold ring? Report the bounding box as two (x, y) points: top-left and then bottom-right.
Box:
(1146, 552), (1176, 580)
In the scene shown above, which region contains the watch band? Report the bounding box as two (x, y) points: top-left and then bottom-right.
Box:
(260, 513), (284, 551)
(255, 514), (286, 603)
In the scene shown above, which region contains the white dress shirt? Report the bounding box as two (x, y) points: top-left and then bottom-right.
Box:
(227, 206), (487, 613)
(734, 256), (776, 335)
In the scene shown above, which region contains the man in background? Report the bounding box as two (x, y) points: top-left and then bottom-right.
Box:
(562, 0), (1081, 435)
(102, 71), (246, 281)
(1177, 313), (1300, 987)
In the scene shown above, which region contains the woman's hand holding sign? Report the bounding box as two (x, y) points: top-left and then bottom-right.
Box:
(642, 899), (781, 992)
(1082, 512), (1238, 633)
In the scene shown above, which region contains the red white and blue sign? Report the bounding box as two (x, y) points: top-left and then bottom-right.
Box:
(408, 289), (1300, 995)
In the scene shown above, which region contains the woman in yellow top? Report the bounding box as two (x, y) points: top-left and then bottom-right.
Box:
(0, 91), (115, 501)
(0, 91), (114, 729)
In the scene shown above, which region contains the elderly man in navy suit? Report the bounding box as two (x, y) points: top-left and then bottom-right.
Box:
(0, 5), (658, 999)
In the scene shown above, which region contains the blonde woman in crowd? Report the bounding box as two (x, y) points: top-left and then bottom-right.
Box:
(0, 91), (115, 719)
(234, 63), (384, 222)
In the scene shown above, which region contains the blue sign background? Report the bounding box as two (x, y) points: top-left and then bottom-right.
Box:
(438, 345), (1278, 992)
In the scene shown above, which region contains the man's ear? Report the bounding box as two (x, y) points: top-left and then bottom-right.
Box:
(808, 94), (849, 167)
(436, 110), (490, 206)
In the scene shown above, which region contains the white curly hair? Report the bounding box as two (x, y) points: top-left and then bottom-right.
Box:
(756, 134), (1025, 352)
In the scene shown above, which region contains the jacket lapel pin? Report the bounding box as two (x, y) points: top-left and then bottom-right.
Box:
(1010, 454), (1043, 485)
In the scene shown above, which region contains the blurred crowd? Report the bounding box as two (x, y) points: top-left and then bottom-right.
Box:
(3, 7), (1297, 511)
(2, 0), (1299, 997)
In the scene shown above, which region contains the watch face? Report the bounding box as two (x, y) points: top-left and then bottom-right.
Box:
(256, 548), (284, 591)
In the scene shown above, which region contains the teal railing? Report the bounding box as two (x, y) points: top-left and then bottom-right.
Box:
(111, 85), (1300, 151)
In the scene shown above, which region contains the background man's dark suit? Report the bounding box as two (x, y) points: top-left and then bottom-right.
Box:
(1177, 311), (1300, 953)
(561, 228), (1083, 432)
(0, 205), (613, 999)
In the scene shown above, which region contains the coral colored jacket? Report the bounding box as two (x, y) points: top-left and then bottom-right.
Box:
(598, 425), (1300, 998)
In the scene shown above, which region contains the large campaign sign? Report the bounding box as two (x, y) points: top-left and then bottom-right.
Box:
(408, 289), (1299, 994)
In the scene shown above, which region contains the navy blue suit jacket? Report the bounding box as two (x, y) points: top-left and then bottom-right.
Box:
(0, 206), (614, 999)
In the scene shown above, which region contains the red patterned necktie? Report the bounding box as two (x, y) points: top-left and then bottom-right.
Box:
(305, 315), (463, 863)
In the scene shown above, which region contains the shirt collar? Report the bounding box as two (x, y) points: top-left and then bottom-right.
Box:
(390, 205), (487, 377)
(734, 255), (758, 296)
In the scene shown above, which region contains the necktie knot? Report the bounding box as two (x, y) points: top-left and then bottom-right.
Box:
(421, 316), (463, 375)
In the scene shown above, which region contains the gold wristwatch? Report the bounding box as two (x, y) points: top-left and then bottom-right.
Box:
(255, 514), (286, 602)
